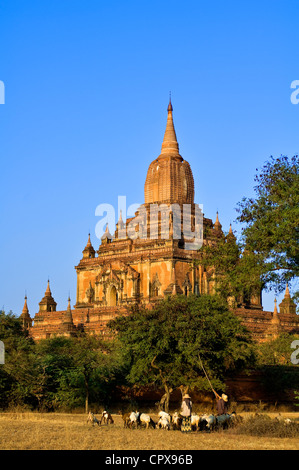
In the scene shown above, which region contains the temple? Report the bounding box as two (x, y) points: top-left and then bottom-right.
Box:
(21, 100), (298, 342)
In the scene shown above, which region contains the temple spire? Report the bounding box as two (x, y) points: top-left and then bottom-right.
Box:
(279, 283), (297, 314)
(118, 210), (125, 228)
(20, 295), (32, 330)
(62, 296), (75, 332)
(160, 98), (180, 158)
(115, 210), (126, 239)
(101, 223), (113, 243)
(214, 211), (222, 232)
(267, 298), (281, 339)
(39, 280), (57, 313)
(227, 222), (236, 242)
(45, 279), (52, 296)
(284, 282), (290, 298)
(82, 233), (95, 259)
(86, 233), (92, 247)
(22, 295), (29, 315)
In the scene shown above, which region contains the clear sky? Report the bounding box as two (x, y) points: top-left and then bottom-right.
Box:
(0, 0), (298, 316)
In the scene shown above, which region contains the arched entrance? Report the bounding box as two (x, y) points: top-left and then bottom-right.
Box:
(108, 285), (117, 306)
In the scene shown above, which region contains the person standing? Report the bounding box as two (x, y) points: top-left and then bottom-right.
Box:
(180, 393), (192, 432)
(216, 393), (229, 416)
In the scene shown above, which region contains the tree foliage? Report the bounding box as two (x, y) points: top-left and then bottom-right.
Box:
(236, 155), (299, 298)
(0, 307), (298, 411)
(108, 295), (256, 409)
(255, 333), (299, 366)
(199, 155), (299, 306)
(199, 231), (263, 305)
(0, 311), (123, 411)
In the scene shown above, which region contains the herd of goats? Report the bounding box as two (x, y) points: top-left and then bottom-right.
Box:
(87, 409), (241, 432)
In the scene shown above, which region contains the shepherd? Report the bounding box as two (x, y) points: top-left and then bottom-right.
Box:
(216, 393), (229, 416)
(180, 393), (192, 433)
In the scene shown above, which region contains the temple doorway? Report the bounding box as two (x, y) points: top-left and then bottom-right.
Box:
(108, 285), (117, 306)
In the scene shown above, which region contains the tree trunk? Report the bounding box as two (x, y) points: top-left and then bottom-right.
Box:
(159, 385), (173, 413)
(150, 357), (173, 413)
(179, 385), (189, 400)
(85, 377), (89, 414)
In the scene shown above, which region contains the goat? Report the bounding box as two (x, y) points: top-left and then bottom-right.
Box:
(157, 416), (170, 430)
(191, 413), (201, 431)
(216, 412), (237, 429)
(121, 411), (131, 428)
(87, 411), (100, 426)
(172, 412), (182, 430)
(200, 414), (217, 431)
(129, 411), (141, 429)
(158, 411), (172, 422)
(139, 413), (156, 429)
(275, 414), (293, 426)
(100, 410), (114, 425)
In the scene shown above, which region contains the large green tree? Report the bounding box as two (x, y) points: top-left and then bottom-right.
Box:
(200, 155), (299, 306)
(66, 334), (119, 413)
(34, 334), (121, 412)
(108, 295), (256, 411)
(236, 155), (299, 299)
(0, 311), (36, 409)
(199, 229), (263, 305)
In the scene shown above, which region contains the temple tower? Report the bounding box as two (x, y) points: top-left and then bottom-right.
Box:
(279, 284), (297, 314)
(20, 295), (32, 330)
(38, 280), (57, 312)
(144, 99), (194, 206)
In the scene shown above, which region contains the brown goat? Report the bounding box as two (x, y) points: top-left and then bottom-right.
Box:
(100, 411), (114, 425)
(121, 412), (132, 428)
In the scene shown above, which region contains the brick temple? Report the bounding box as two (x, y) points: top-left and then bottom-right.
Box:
(20, 100), (298, 342)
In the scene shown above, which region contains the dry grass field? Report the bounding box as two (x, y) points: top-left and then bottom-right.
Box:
(0, 411), (298, 451)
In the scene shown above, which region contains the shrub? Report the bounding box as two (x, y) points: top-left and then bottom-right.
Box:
(231, 414), (299, 438)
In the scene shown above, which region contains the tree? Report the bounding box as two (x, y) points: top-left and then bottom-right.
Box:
(254, 334), (299, 398)
(256, 333), (299, 366)
(108, 295), (256, 411)
(34, 336), (78, 411)
(236, 155), (299, 300)
(199, 229), (263, 305)
(67, 334), (117, 413)
(0, 311), (36, 409)
(199, 155), (299, 307)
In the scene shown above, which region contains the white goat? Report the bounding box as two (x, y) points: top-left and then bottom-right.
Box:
(129, 411), (140, 428)
(140, 413), (156, 429)
(87, 411), (100, 426)
(158, 411), (172, 422)
(191, 413), (200, 431)
(157, 416), (170, 430)
(172, 412), (182, 430)
(275, 414), (293, 426)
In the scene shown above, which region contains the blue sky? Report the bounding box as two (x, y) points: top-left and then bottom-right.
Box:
(0, 0), (298, 316)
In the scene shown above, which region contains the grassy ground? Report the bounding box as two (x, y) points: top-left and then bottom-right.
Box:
(0, 412), (298, 450)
